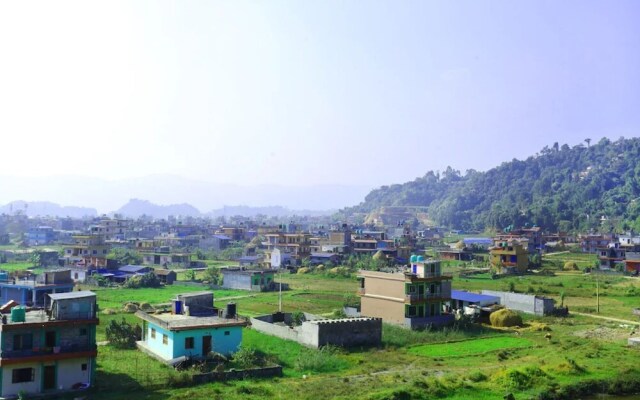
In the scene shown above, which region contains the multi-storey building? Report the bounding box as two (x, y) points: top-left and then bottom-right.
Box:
(0, 291), (98, 398)
(490, 240), (529, 274)
(357, 257), (453, 329)
(63, 234), (110, 268)
(263, 233), (311, 266)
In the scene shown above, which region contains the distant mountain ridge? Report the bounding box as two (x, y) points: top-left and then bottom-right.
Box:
(0, 201), (97, 218)
(0, 175), (370, 214)
(0, 199), (336, 219)
(344, 137), (640, 232)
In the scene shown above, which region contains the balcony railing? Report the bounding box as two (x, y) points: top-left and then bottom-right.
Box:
(405, 292), (450, 302)
(1, 343), (97, 359)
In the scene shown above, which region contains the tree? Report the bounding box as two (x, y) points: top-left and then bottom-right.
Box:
(123, 272), (161, 288)
(29, 252), (40, 268)
(202, 266), (222, 285)
(585, 138), (591, 148)
(107, 248), (143, 265)
(106, 318), (140, 349)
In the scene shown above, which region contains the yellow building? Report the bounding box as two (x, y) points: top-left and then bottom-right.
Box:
(490, 240), (529, 274)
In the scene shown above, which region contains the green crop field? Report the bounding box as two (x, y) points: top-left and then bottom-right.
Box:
(408, 336), (533, 357)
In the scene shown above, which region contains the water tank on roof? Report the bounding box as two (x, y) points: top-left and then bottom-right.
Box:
(410, 255), (417, 263)
(225, 302), (236, 319)
(0, 272), (8, 282)
(11, 306), (25, 323)
(417, 256), (424, 262)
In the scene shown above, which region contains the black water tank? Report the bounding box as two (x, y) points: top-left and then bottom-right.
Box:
(225, 302), (236, 319)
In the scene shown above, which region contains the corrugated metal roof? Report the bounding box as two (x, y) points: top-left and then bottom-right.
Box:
(451, 290), (498, 303)
(49, 291), (96, 300)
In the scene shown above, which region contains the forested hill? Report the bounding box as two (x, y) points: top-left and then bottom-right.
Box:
(344, 137), (640, 232)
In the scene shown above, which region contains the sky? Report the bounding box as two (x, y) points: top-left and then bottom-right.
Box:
(0, 1), (639, 190)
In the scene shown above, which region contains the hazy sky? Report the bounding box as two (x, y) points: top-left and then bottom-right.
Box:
(1, 1), (638, 189)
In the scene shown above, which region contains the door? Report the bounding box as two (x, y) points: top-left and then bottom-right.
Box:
(43, 365), (56, 390)
(45, 331), (56, 348)
(202, 335), (212, 356)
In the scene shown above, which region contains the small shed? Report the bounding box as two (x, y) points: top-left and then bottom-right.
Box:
(118, 265), (153, 274)
(48, 291), (97, 320)
(154, 269), (177, 285)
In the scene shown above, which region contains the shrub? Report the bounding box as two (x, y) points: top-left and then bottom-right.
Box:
(492, 366), (547, 390)
(106, 318), (140, 349)
(233, 346), (260, 369)
(468, 371), (487, 382)
(124, 272), (161, 289)
(294, 345), (345, 373)
(490, 309), (523, 328)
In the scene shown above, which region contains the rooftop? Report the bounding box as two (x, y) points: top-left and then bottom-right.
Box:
(135, 310), (247, 331)
(49, 291), (96, 301)
(451, 290), (500, 304)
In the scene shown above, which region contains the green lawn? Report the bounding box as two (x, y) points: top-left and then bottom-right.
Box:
(408, 336), (533, 358)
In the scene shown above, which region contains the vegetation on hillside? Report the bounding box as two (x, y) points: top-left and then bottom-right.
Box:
(344, 137), (640, 232)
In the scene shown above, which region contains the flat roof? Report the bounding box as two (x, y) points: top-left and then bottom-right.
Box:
(135, 311), (246, 331)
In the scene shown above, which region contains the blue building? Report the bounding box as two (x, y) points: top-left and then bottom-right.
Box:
(25, 226), (56, 246)
(135, 292), (247, 365)
(0, 270), (74, 307)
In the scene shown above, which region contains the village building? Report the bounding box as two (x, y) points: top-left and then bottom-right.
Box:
(0, 291), (98, 398)
(489, 240), (529, 274)
(0, 270), (74, 308)
(220, 268), (277, 292)
(135, 292), (247, 365)
(357, 257), (453, 329)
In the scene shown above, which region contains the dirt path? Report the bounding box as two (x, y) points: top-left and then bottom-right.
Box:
(571, 311), (640, 325)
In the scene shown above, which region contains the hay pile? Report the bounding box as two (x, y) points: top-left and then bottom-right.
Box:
(490, 308), (523, 327)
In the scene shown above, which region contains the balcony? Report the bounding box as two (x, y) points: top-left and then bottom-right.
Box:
(0, 343), (97, 360)
(404, 314), (454, 329)
(405, 292), (450, 303)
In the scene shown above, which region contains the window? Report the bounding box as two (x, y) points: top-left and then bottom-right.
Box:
(92, 250), (97, 255)
(13, 333), (33, 351)
(151, 328), (156, 339)
(185, 337), (194, 349)
(12, 368), (34, 383)
(81, 364), (87, 371)
(80, 328), (87, 336)
(406, 306), (417, 317)
(224, 331), (230, 336)
(163, 334), (168, 345)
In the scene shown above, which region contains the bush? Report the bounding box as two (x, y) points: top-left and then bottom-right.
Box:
(124, 272), (161, 289)
(490, 309), (523, 328)
(294, 345), (345, 373)
(233, 346), (261, 369)
(106, 318), (141, 349)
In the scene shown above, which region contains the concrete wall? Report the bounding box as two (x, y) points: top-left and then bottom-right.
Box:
(299, 318), (382, 348)
(221, 273), (251, 290)
(481, 290), (555, 316)
(1, 362), (41, 398)
(57, 358), (92, 389)
(251, 313), (381, 348)
(361, 296), (405, 325)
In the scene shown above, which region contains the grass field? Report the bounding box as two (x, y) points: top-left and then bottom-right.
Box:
(408, 336), (533, 357)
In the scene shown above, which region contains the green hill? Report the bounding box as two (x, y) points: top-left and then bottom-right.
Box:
(343, 137), (640, 232)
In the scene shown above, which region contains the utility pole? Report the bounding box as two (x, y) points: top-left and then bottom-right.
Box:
(596, 271), (600, 314)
